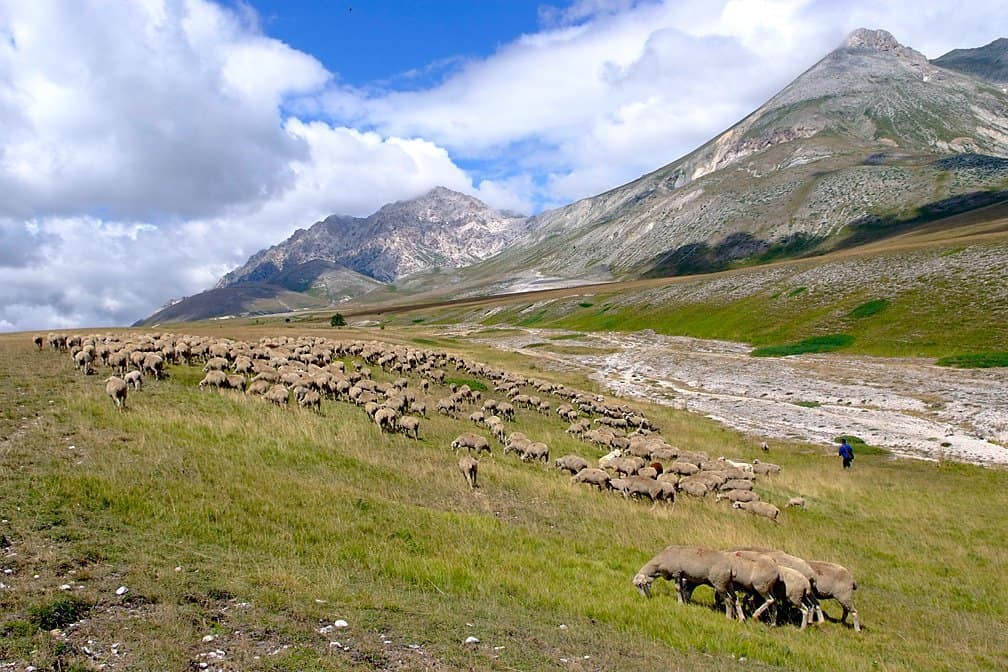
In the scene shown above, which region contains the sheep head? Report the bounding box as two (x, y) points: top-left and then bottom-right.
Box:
(632, 573), (653, 598)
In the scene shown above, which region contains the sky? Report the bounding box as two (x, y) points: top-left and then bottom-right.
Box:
(1, 0), (1006, 332)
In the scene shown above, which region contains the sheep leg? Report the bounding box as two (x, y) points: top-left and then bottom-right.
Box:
(750, 594), (775, 621)
(798, 604), (809, 631)
(733, 592), (746, 621)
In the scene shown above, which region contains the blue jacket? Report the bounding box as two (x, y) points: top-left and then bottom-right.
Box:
(839, 443), (854, 460)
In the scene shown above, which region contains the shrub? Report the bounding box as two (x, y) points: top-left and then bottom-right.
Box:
(330, 313), (347, 328)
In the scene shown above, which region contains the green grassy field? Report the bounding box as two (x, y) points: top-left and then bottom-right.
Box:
(2, 330), (1007, 671)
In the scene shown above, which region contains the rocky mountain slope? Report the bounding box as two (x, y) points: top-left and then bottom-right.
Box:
(218, 187), (529, 287)
(437, 29), (1008, 293)
(933, 37), (1008, 84)
(140, 187), (530, 324)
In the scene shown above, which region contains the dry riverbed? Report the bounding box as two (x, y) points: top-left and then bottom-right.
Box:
(448, 325), (1008, 466)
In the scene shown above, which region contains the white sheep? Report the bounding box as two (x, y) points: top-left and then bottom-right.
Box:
(124, 370), (142, 391)
(104, 376), (127, 410)
(555, 454), (589, 475)
(633, 546), (735, 617)
(458, 455), (478, 489)
(808, 560), (860, 632)
(732, 499), (780, 522)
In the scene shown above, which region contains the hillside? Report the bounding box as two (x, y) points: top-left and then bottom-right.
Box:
(2, 328), (1006, 671)
(427, 29), (1008, 294)
(933, 37), (1008, 84)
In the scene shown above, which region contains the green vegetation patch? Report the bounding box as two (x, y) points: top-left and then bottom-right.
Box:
(833, 435), (889, 457)
(787, 286), (808, 297)
(792, 400), (822, 408)
(849, 299), (890, 319)
(751, 334), (854, 357)
(578, 302), (594, 308)
(547, 333), (585, 341)
(444, 377), (488, 392)
(30, 596), (92, 631)
(936, 352), (1008, 368)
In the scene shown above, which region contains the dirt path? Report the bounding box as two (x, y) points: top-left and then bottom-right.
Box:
(454, 326), (1008, 466)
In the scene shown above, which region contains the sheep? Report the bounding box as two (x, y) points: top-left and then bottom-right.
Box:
(785, 496), (807, 510)
(468, 411), (485, 425)
(724, 551), (780, 622)
(123, 370), (142, 391)
(732, 547), (822, 624)
(496, 401), (515, 421)
(718, 456), (754, 473)
(198, 370), (227, 390)
(451, 432), (491, 455)
(731, 551), (813, 629)
(397, 415), (421, 440)
(104, 376), (127, 410)
(555, 454), (589, 475)
(519, 441), (549, 464)
(224, 374), (246, 391)
(410, 400), (427, 417)
(458, 455), (479, 489)
(716, 489), (760, 504)
(374, 407), (398, 433)
(142, 353), (164, 380)
(246, 378), (271, 396)
(435, 397), (456, 417)
(678, 478), (710, 498)
(665, 461), (700, 477)
(33, 335), (43, 350)
(752, 459), (782, 475)
(571, 467), (611, 491)
(625, 476), (671, 504)
(732, 500), (780, 522)
(807, 560), (860, 632)
(264, 384), (290, 406)
(297, 389), (322, 413)
(720, 478), (754, 492)
(632, 546), (735, 617)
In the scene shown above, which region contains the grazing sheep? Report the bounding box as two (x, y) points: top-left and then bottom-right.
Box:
(124, 370), (142, 391)
(468, 411), (485, 425)
(198, 370), (227, 390)
(410, 400), (427, 417)
(264, 384), (290, 406)
(571, 467), (611, 491)
(637, 466), (658, 479)
(724, 551), (779, 622)
(732, 551), (812, 629)
(519, 441), (549, 463)
(716, 489), (760, 504)
(374, 407), (398, 433)
(33, 335), (43, 350)
(297, 389), (322, 413)
(665, 461), (700, 477)
(458, 455), (479, 489)
(398, 415), (421, 440)
(752, 459), (782, 475)
(632, 546), (735, 617)
(496, 401), (515, 421)
(718, 457), (754, 473)
(104, 376), (127, 410)
(141, 353), (164, 380)
(436, 397), (456, 417)
(719, 478), (753, 492)
(246, 378), (271, 396)
(732, 500), (781, 522)
(678, 477), (710, 498)
(555, 454), (589, 475)
(807, 560), (860, 632)
(786, 496), (807, 510)
(451, 432), (491, 455)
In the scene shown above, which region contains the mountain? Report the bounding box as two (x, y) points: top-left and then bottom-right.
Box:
(434, 29), (1008, 292)
(138, 187), (530, 325)
(218, 187), (529, 287)
(933, 37), (1008, 84)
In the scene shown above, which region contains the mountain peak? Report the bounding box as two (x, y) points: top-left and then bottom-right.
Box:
(932, 36), (1008, 84)
(845, 28), (903, 51)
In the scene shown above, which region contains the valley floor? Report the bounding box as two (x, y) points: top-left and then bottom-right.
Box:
(456, 326), (1008, 465)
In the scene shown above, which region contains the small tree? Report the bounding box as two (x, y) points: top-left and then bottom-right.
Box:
(330, 313), (346, 328)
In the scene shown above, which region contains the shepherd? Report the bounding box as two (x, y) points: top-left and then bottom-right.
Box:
(838, 437), (854, 469)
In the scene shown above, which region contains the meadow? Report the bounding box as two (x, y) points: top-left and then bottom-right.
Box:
(1, 326), (1006, 671)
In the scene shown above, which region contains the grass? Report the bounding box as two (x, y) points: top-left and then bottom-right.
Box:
(1, 331), (1007, 671)
(849, 299), (890, 319)
(751, 334), (855, 357)
(936, 352), (1008, 368)
(792, 400), (822, 408)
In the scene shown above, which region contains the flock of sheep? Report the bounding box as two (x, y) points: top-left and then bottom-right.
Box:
(634, 545), (860, 631)
(34, 328), (857, 631)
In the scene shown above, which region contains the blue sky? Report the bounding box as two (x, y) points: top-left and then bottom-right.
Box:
(1, 0), (1007, 331)
(247, 0), (551, 89)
